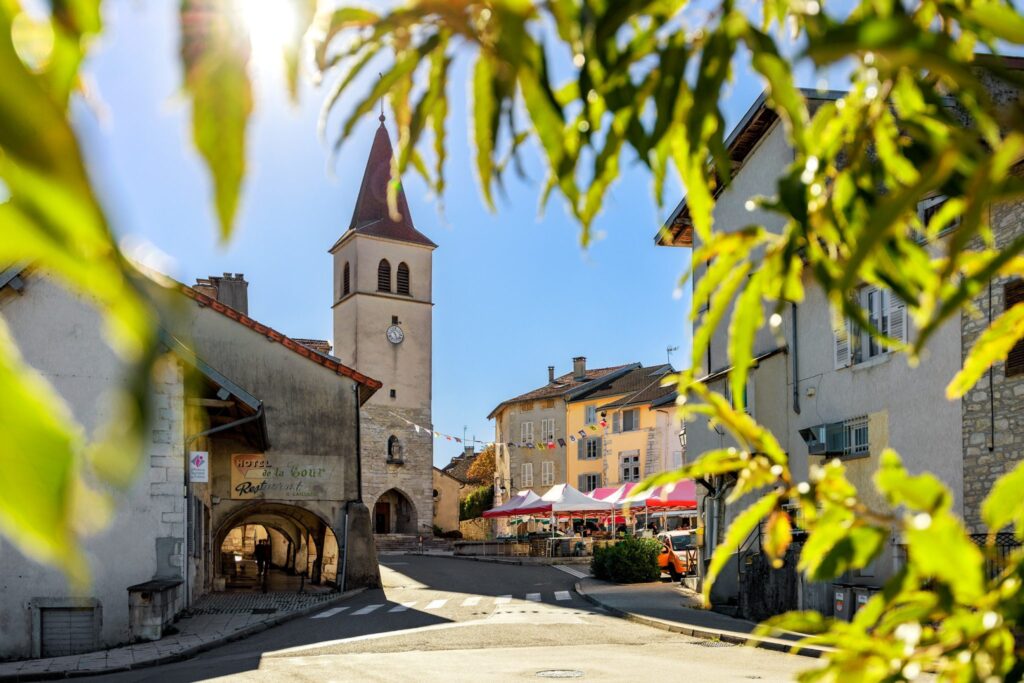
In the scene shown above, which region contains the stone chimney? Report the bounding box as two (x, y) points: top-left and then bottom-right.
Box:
(464, 445), (474, 459)
(194, 273), (249, 315)
(573, 356), (587, 381)
(548, 366), (555, 383)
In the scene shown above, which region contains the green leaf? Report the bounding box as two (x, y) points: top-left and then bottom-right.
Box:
(947, 301), (1024, 399)
(0, 316), (94, 588)
(179, 0), (253, 240)
(982, 460), (1024, 538)
(874, 449), (950, 514)
(704, 491), (781, 604)
(904, 511), (985, 604)
(472, 54), (499, 210)
(764, 509), (793, 568)
(728, 268), (766, 412)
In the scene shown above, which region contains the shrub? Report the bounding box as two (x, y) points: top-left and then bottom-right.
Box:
(459, 486), (494, 520)
(590, 537), (661, 583)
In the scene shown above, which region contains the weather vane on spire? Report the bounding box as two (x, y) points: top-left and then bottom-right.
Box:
(378, 72), (385, 123)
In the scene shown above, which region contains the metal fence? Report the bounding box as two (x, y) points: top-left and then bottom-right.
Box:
(969, 533), (1022, 580)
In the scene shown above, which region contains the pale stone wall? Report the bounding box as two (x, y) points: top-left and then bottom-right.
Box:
(962, 186), (1024, 532)
(361, 404), (433, 533)
(504, 399), (569, 491)
(432, 468), (462, 533)
(0, 275), (186, 659)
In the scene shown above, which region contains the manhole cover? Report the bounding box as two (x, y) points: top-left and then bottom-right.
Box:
(536, 670), (584, 679)
(696, 639), (736, 647)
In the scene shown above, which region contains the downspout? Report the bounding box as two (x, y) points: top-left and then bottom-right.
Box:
(792, 303), (801, 415)
(183, 403), (265, 608)
(989, 280), (995, 452)
(353, 384), (363, 502)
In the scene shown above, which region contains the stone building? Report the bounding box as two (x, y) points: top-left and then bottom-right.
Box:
(0, 268), (380, 660)
(329, 118), (436, 539)
(489, 358), (634, 505)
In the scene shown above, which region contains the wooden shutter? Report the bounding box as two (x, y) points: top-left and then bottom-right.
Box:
(342, 262), (350, 296)
(1007, 280), (1024, 377)
(834, 314), (851, 369)
(595, 437), (602, 458)
(377, 259), (391, 292)
(396, 262), (410, 295)
(888, 293), (907, 344)
(612, 412), (621, 433)
(577, 439), (584, 460)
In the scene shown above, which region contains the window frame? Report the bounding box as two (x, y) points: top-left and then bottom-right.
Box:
(521, 421), (534, 444)
(541, 461), (554, 486)
(521, 462), (534, 488)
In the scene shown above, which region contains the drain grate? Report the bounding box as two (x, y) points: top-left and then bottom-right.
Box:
(696, 639), (737, 647)
(536, 671), (584, 679)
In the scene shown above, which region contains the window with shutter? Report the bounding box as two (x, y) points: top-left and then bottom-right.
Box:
(585, 405), (597, 424)
(377, 259), (391, 292)
(521, 463), (533, 487)
(521, 422), (534, 443)
(622, 409), (638, 431)
(1007, 280), (1024, 377)
(612, 412), (621, 433)
(577, 439), (585, 460)
(834, 314), (851, 369)
(835, 286), (908, 368)
(396, 262), (410, 295)
(542, 461), (554, 485)
(889, 293), (906, 344)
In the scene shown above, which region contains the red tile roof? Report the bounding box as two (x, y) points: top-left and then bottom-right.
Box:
(179, 286), (382, 401)
(331, 121), (436, 251)
(487, 364), (635, 419)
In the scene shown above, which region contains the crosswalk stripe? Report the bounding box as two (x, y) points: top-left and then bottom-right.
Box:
(352, 604), (384, 615)
(495, 595), (512, 604)
(525, 593), (541, 602)
(388, 602), (416, 613)
(311, 606), (349, 619)
(460, 596), (481, 607)
(554, 591), (572, 601)
(425, 599), (448, 610)
(553, 565), (590, 579)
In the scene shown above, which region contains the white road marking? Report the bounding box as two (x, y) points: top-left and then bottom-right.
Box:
(460, 596), (481, 607)
(525, 593), (541, 602)
(352, 604), (384, 615)
(553, 565), (590, 579)
(388, 602), (416, 613)
(555, 591), (572, 601)
(495, 595), (512, 604)
(425, 599), (448, 610)
(311, 606), (349, 619)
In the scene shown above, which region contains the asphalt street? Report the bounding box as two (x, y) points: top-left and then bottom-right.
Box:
(84, 555), (814, 682)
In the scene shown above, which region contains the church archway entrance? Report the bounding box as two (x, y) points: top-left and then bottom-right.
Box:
(214, 503), (339, 591)
(373, 489), (417, 535)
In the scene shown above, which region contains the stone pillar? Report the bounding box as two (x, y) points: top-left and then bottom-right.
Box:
(341, 502), (381, 589)
(311, 523), (327, 584)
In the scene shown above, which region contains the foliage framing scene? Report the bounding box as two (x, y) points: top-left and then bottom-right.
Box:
(4, 0), (1024, 680)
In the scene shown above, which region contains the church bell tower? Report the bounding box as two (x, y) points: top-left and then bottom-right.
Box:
(329, 115), (435, 537)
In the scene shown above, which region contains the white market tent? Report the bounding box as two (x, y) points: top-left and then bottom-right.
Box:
(482, 489), (542, 518)
(537, 483), (613, 513)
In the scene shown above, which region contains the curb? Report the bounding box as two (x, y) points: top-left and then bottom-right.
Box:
(442, 555), (591, 567)
(573, 581), (829, 659)
(0, 588), (366, 682)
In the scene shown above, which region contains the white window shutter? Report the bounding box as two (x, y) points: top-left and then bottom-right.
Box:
(834, 316), (850, 369)
(613, 412), (621, 433)
(889, 293), (906, 344)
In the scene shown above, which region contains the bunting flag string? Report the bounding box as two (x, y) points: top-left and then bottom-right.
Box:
(386, 411), (609, 452)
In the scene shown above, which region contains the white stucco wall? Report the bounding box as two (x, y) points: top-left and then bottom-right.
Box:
(0, 275), (185, 659)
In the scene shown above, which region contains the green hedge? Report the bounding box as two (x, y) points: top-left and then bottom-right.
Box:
(459, 485), (494, 520)
(590, 537), (661, 583)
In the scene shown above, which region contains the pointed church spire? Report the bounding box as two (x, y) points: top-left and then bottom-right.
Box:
(342, 119), (437, 249)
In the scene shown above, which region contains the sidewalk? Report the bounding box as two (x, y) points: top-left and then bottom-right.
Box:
(0, 588), (364, 681)
(575, 578), (829, 658)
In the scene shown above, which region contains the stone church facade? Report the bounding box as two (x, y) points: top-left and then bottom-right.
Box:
(329, 117), (435, 536)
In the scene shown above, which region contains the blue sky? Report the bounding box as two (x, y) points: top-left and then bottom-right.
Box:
(76, 2), (786, 466)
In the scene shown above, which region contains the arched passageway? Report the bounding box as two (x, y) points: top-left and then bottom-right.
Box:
(214, 503), (339, 591)
(373, 488), (417, 535)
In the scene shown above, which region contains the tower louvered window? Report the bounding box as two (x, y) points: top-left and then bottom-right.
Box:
(377, 259), (391, 292)
(342, 262), (350, 296)
(397, 262), (410, 295)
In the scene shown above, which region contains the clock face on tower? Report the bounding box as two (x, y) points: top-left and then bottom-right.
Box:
(386, 325), (405, 344)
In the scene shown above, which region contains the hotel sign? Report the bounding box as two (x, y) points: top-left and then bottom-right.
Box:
(230, 454), (337, 500)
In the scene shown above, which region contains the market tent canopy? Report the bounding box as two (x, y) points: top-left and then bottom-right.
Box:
(535, 483), (612, 513)
(482, 490), (542, 518)
(623, 480), (697, 510)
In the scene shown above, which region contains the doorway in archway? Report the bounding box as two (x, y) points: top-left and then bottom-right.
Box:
(374, 489), (417, 535)
(215, 503), (339, 591)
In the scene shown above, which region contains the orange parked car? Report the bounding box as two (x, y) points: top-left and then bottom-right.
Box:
(657, 531), (695, 581)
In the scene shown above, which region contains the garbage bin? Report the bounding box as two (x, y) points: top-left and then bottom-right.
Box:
(832, 584), (854, 621)
(852, 586), (876, 617)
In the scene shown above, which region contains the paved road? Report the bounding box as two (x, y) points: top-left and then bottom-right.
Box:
(87, 556), (814, 681)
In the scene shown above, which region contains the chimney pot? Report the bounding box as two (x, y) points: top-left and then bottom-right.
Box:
(572, 356), (587, 381)
(548, 366), (555, 383)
